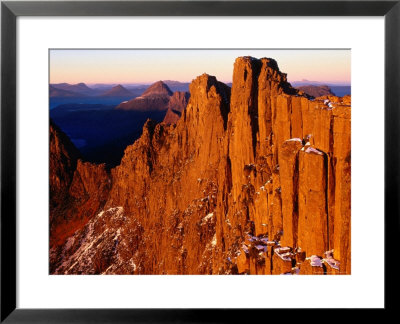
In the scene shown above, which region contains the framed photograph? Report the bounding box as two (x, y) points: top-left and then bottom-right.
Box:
(1, 0), (398, 321)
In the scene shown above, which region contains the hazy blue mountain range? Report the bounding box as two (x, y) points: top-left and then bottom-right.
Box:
(49, 81), (191, 167)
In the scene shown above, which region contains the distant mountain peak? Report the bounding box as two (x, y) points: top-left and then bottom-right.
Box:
(100, 84), (132, 97)
(142, 81), (173, 97)
(75, 82), (92, 89)
(51, 82), (95, 96)
(115, 82), (176, 111)
(296, 84), (334, 98)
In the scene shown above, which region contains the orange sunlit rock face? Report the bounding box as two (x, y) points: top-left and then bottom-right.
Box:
(49, 56), (351, 275)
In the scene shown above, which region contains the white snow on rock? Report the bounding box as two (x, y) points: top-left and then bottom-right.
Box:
(323, 257), (340, 270)
(255, 245), (267, 252)
(323, 250), (340, 270)
(286, 138), (302, 143)
(241, 244), (249, 254)
(54, 206), (126, 274)
(306, 255), (323, 267)
(274, 247), (293, 261)
(305, 147), (324, 155)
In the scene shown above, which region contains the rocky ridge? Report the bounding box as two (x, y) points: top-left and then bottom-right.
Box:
(50, 56), (351, 275)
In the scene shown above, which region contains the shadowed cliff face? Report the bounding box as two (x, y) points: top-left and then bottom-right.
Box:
(49, 120), (81, 212)
(50, 57), (351, 275)
(49, 122), (112, 269)
(163, 91), (190, 125)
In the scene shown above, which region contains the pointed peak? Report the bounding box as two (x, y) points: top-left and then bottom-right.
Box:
(100, 84), (132, 97)
(142, 81), (173, 97)
(76, 82), (90, 87)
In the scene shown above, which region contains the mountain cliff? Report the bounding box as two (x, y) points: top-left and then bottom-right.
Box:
(50, 57), (351, 275)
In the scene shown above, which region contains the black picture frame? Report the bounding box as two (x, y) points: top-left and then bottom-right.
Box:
(1, 0), (399, 322)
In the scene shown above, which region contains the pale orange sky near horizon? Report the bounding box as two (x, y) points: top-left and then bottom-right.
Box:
(50, 49), (351, 85)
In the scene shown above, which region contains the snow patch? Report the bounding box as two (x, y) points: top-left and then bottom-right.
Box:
(323, 257), (340, 270)
(306, 255), (323, 267)
(275, 247), (293, 261)
(305, 147), (324, 155)
(255, 245), (267, 252)
(286, 138), (302, 143)
(323, 250), (340, 270)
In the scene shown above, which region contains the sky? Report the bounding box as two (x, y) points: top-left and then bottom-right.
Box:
(50, 49), (351, 85)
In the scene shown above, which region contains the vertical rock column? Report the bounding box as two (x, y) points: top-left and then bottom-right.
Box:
(290, 96), (304, 139)
(279, 139), (303, 248)
(229, 57), (261, 199)
(332, 106), (351, 274)
(298, 147), (329, 257)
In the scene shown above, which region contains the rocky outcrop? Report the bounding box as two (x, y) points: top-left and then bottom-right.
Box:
(68, 160), (111, 219)
(102, 74), (230, 274)
(50, 56), (351, 275)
